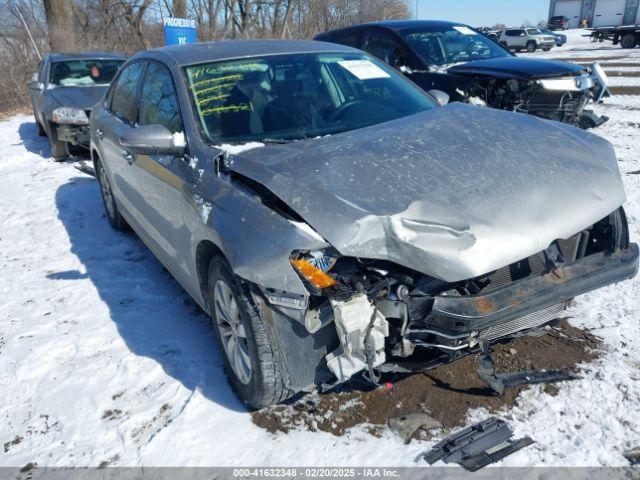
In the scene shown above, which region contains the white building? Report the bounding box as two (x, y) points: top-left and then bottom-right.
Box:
(549, 0), (640, 28)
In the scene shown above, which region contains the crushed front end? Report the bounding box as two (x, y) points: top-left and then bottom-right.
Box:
(51, 107), (91, 149)
(461, 63), (610, 129)
(290, 209), (638, 385)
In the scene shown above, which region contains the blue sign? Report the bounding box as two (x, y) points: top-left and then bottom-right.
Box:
(163, 17), (197, 46)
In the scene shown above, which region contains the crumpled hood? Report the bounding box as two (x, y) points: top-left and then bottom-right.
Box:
(48, 86), (107, 110)
(447, 57), (586, 80)
(224, 103), (625, 282)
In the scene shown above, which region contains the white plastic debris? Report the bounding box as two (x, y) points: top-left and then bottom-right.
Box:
(325, 294), (389, 383)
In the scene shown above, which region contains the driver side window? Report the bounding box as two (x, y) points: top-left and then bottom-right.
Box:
(362, 31), (406, 69)
(138, 62), (183, 134)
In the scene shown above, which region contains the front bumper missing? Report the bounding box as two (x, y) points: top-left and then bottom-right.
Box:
(407, 244), (639, 348)
(55, 123), (90, 146)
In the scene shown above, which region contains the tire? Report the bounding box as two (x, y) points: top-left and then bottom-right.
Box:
(526, 41), (537, 53)
(36, 117), (46, 136)
(208, 256), (291, 409)
(585, 207), (629, 257)
(514, 47), (522, 52)
(620, 33), (637, 49)
(500, 41), (508, 48)
(611, 207), (630, 251)
(47, 121), (68, 161)
(95, 157), (127, 231)
(543, 47), (551, 51)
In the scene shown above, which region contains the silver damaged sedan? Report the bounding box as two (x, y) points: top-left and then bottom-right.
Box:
(90, 40), (638, 409)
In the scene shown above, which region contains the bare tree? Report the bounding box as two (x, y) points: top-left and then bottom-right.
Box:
(43, 0), (75, 51)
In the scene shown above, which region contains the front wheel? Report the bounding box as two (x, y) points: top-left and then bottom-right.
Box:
(36, 117), (46, 136)
(208, 256), (291, 409)
(526, 41), (537, 53)
(543, 47), (552, 51)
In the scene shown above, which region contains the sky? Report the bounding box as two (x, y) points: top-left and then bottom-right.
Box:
(415, 0), (551, 28)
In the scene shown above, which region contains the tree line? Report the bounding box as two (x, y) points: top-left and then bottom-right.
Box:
(0, 0), (410, 115)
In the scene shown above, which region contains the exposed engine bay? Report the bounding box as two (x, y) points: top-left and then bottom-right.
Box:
(458, 68), (609, 129)
(288, 208), (636, 387)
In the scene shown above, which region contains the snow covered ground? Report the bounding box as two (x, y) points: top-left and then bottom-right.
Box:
(1, 32), (639, 468)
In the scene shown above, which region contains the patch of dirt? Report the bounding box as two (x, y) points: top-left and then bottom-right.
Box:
(4, 435), (23, 453)
(252, 320), (601, 436)
(610, 86), (640, 95)
(101, 409), (123, 421)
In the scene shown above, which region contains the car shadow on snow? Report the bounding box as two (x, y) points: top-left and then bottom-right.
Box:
(54, 176), (246, 412)
(18, 121), (51, 158)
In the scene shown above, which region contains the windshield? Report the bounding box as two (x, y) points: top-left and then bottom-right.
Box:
(526, 28), (544, 35)
(400, 25), (511, 67)
(184, 52), (437, 144)
(49, 59), (124, 87)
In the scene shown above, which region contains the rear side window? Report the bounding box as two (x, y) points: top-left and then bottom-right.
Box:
(362, 31), (405, 67)
(505, 29), (522, 37)
(138, 62), (182, 134)
(110, 61), (145, 124)
(333, 32), (362, 48)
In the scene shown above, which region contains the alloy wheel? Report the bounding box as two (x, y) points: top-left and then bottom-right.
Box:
(213, 279), (253, 385)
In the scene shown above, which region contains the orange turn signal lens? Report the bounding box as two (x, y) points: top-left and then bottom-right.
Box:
(290, 258), (337, 289)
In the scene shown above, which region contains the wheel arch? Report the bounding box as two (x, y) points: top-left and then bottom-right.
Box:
(195, 239), (226, 312)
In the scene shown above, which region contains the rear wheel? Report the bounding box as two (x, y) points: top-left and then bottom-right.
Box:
(96, 158), (126, 230)
(526, 41), (537, 53)
(543, 47), (552, 51)
(208, 256), (291, 409)
(620, 33), (637, 49)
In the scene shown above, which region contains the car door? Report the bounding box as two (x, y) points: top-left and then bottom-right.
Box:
(94, 60), (147, 223)
(513, 29), (527, 48)
(129, 60), (191, 279)
(29, 59), (47, 125)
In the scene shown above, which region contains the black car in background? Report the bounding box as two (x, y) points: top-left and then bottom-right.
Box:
(315, 20), (609, 129)
(548, 15), (570, 30)
(27, 52), (125, 160)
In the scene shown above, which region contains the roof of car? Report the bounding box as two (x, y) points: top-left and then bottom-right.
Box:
(48, 51), (126, 62)
(143, 39), (359, 66)
(316, 19), (467, 37)
(361, 20), (466, 29)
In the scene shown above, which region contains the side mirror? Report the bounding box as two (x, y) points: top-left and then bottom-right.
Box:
(428, 89), (450, 107)
(28, 80), (44, 91)
(119, 124), (186, 156)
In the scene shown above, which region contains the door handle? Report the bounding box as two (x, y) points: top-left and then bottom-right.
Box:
(122, 150), (134, 164)
(95, 128), (104, 139)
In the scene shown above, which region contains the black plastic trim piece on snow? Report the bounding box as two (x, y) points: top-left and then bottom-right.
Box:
(416, 417), (533, 471)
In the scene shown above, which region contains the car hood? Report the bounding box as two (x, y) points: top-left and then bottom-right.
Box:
(447, 57), (586, 80)
(47, 86), (108, 110)
(223, 103), (625, 282)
